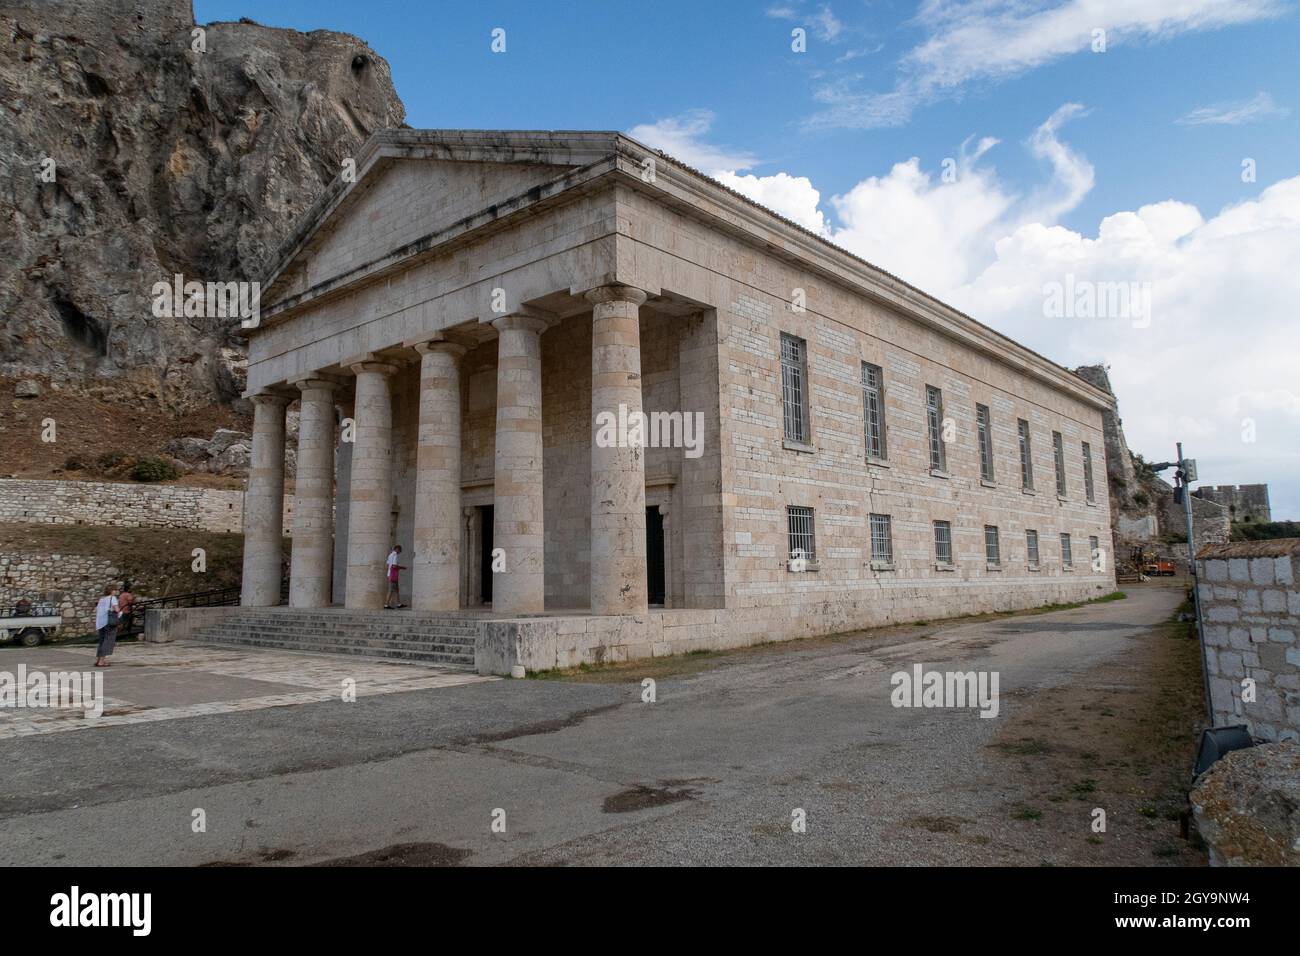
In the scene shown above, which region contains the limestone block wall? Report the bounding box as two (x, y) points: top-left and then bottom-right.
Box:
(1197, 540), (1300, 742)
(0, 478), (292, 535)
(615, 187), (1116, 629)
(1, 551), (121, 634)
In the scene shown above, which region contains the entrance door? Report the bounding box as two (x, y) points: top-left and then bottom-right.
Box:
(646, 506), (665, 606)
(479, 505), (494, 604)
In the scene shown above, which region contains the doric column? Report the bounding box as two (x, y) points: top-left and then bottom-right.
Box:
(344, 361), (397, 609)
(412, 339), (467, 610)
(331, 397), (354, 605)
(289, 378), (337, 608)
(587, 285), (649, 615)
(491, 313), (548, 614)
(241, 391), (290, 606)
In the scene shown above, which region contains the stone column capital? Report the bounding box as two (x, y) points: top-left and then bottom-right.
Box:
(584, 284), (649, 308)
(491, 312), (550, 335)
(250, 390), (292, 408)
(350, 360), (399, 377)
(294, 378), (339, 394)
(414, 338), (469, 359)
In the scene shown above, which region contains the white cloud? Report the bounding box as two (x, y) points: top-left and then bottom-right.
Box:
(630, 104), (1300, 514)
(629, 111), (827, 233)
(808, 0), (1285, 129)
(1177, 91), (1289, 126)
(715, 170), (829, 234)
(627, 110), (758, 173)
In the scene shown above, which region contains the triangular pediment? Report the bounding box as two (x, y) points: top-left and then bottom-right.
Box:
(262, 130), (621, 306)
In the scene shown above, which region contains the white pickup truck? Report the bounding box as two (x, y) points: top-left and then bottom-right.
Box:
(0, 604), (63, 647)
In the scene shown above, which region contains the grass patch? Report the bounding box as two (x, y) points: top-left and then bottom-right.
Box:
(1011, 805), (1043, 821)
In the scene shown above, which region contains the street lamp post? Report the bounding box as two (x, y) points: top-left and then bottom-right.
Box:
(1150, 445), (1212, 723)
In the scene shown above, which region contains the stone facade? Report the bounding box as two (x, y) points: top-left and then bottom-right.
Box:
(1194, 484), (1272, 524)
(0, 477), (291, 535)
(1, 550), (120, 634)
(1196, 539), (1300, 742)
(221, 130), (1117, 672)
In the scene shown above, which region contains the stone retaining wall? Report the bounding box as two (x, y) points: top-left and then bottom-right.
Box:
(0, 478), (292, 534)
(0, 550), (121, 635)
(1196, 539), (1300, 742)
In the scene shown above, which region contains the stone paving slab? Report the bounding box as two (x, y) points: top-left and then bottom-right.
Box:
(0, 641), (495, 740)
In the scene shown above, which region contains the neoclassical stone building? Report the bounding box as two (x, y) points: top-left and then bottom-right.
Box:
(236, 130), (1116, 673)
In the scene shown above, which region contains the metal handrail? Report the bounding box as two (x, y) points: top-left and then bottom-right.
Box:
(118, 585), (242, 637)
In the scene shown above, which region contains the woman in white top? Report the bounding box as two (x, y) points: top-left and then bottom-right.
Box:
(94, 585), (120, 668)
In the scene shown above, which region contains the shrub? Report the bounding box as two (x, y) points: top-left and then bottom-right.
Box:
(63, 454), (89, 470)
(130, 456), (180, 482)
(96, 450), (127, 471)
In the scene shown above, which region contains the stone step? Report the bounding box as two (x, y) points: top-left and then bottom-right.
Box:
(191, 628), (475, 655)
(224, 616), (480, 636)
(209, 623), (477, 644)
(190, 632), (476, 668)
(227, 616), (483, 632)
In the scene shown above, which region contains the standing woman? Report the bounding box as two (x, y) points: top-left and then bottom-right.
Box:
(94, 585), (120, 668)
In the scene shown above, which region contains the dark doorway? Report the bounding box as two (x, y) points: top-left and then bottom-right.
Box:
(479, 505), (494, 604)
(646, 506), (665, 606)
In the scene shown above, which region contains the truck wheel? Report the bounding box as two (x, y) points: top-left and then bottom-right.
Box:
(18, 628), (43, 648)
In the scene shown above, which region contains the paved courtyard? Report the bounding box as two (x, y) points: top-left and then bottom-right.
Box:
(0, 586), (1203, 866)
(0, 642), (492, 739)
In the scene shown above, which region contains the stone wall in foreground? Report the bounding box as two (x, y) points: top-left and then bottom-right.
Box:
(0, 478), (291, 535)
(1197, 539), (1300, 743)
(0, 550), (120, 634)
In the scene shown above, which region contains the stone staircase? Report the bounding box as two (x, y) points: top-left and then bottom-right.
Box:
(185, 609), (480, 669)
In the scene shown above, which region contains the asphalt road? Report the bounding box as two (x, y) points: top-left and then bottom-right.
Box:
(0, 586), (1184, 866)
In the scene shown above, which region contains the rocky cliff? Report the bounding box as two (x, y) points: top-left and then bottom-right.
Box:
(0, 0), (405, 410)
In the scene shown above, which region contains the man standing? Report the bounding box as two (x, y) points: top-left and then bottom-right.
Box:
(385, 545), (407, 609)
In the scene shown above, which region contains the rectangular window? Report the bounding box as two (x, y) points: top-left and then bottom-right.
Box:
(861, 362), (887, 460)
(976, 403), (994, 482)
(1018, 419), (1034, 489)
(984, 525), (1001, 566)
(870, 513), (893, 565)
(925, 385), (946, 471)
(1061, 533), (1073, 568)
(933, 520), (953, 565)
(1055, 429), (1066, 496)
(1082, 441), (1096, 503)
(1089, 535), (1100, 569)
(780, 334), (810, 444)
(1026, 529), (1040, 568)
(787, 506), (815, 561)
(1053, 431), (1067, 497)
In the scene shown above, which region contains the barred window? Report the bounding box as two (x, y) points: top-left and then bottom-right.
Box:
(1089, 535), (1100, 568)
(976, 403), (994, 482)
(1053, 431), (1067, 497)
(787, 506), (815, 561)
(781, 334), (810, 444)
(1061, 533), (1073, 568)
(925, 385), (946, 471)
(862, 362), (887, 459)
(984, 525), (1001, 566)
(870, 513), (893, 564)
(1082, 441), (1096, 503)
(1026, 529), (1040, 567)
(933, 520), (953, 565)
(1018, 419), (1034, 489)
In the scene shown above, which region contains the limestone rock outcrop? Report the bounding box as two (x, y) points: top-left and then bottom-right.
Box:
(1191, 741), (1300, 866)
(0, 0), (405, 410)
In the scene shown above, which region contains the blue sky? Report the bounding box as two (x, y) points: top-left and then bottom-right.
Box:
(198, 1), (1300, 518)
